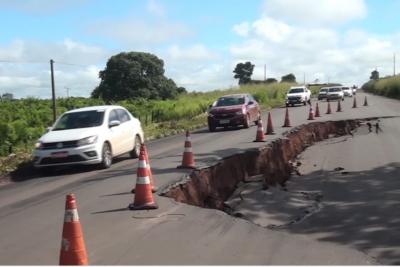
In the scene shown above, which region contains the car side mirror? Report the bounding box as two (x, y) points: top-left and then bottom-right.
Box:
(109, 120), (121, 128)
(46, 127), (52, 133)
(248, 101), (254, 105)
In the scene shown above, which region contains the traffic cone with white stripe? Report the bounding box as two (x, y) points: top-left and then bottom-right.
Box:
(265, 112), (275, 135)
(177, 130), (196, 169)
(59, 194), (88, 265)
(352, 97), (357, 108)
(307, 106), (314, 120)
(315, 102), (321, 117)
(337, 99), (342, 112)
(254, 119), (266, 142)
(129, 151), (158, 210)
(282, 107), (291, 127)
(131, 144), (157, 194)
(326, 101), (332, 114)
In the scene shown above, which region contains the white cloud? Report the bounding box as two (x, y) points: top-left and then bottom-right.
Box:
(89, 19), (193, 46)
(252, 17), (292, 42)
(0, 39), (107, 98)
(167, 44), (218, 61)
(263, 0), (367, 26)
(232, 22), (250, 37)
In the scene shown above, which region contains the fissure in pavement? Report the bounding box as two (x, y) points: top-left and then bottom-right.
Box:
(161, 119), (364, 212)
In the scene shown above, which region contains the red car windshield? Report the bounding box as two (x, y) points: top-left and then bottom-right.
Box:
(216, 97), (245, 107)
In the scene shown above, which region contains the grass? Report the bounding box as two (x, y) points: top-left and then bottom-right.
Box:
(362, 76), (400, 99)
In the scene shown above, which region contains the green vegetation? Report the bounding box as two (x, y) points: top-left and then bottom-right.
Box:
(0, 82), (293, 177)
(233, 61), (255, 85)
(362, 76), (400, 99)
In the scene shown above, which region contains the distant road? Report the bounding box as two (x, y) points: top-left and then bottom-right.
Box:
(0, 91), (399, 264)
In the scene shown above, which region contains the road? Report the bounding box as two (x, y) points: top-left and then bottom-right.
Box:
(0, 91), (399, 264)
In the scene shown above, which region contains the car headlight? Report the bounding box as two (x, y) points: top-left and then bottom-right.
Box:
(35, 141), (43, 150)
(77, 135), (98, 146)
(235, 111), (243, 115)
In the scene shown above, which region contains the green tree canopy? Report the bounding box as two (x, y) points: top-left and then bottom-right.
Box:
(370, 70), (379, 80)
(281, 73), (296, 83)
(233, 61), (254, 85)
(91, 52), (186, 102)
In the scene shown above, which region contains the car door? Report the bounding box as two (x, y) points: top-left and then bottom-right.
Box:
(116, 109), (135, 154)
(247, 95), (259, 121)
(107, 109), (124, 155)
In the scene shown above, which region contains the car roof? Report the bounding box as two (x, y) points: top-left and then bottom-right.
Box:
(220, 94), (247, 98)
(65, 105), (125, 114)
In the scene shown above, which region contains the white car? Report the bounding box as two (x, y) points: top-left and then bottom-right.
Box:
(285, 86), (311, 106)
(326, 87), (345, 101)
(33, 105), (144, 170)
(342, 86), (353, 97)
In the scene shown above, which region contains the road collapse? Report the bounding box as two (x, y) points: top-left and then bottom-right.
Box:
(161, 119), (363, 210)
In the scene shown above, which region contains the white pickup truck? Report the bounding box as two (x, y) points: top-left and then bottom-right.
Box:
(285, 86), (311, 106)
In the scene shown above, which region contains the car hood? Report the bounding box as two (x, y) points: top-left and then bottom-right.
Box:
(40, 127), (102, 143)
(319, 91), (327, 94)
(210, 105), (243, 113)
(287, 93), (304, 97)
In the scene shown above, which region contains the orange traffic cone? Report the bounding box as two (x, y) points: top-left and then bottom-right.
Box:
(265, 112), (275, 135)
(131, 144), (157, 194)
(307, 106), (314, 120)
(59, 194), (88, 265)
(129, 151), (158, 210)
(326, 101), (332, 114)
(364, 96), (368, 106)
(254, 119), (266, 142)
(282, 107), (291, 127)
(336, 99), (342, 112)
(315, 102), (321, 117)
(177, 130), (196, 169)
(352, 97), (357, 108)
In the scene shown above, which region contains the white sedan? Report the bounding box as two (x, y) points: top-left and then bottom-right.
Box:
(33, 105), (144, 170)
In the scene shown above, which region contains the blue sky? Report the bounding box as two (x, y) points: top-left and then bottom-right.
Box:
(0, 0), (399, 98)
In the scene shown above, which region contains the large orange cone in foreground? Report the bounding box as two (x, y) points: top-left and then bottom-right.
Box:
(307, 106), (314, 120)
(265, 112), (275, 135)
(364, 96), (368, 106)
(59, 194), (88, 265)
(326, 101), (332, 114)
(282, 107), (291, 127)
(131, 144), (157, 194)
(129, 151), (158, 210)
(177, 130), (196, 169)
(254, 119), (266, 142)
(336, 99), (342, 112)
(315, 102), (321, 117)
(352, 97), (357, 108)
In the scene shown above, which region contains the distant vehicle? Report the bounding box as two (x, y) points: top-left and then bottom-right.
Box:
(342, 86), (353, 97)
(327, 87), (345, 101)
(33, 105), (144, 170)
(207, 93), (261, 132)
(285, 86), (311, 106)
(352, 85), (358, 95)
(318, 87), (329, 100)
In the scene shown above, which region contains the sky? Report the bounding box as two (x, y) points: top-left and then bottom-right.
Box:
(0, 0), (399, 99)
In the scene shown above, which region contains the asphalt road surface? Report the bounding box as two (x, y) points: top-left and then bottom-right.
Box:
(0, 91), (399, 264)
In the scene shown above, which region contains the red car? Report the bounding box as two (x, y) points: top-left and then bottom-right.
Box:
(207, 93), (261, 132)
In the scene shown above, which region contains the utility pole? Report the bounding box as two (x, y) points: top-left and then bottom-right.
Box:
(65, 87), (70, 98)
(394, 53), (396, 76)
(50, 59), (56, 123)
(264, 64), (266, 81)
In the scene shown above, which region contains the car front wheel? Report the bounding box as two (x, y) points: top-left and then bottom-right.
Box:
(243, 114), (250, 128)
(100, 142), (112, 169)
(130, 135), (141, 158)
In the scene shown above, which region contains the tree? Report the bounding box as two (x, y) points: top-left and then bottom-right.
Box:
(233, 61), (254, 85)
(370, 70), (379, 80)
(92, 52), (183, 102)
(281, 73), (296, 83)
(265, 78), (278, 84)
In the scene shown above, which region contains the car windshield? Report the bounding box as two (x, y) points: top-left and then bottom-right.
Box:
(320, 89), (328, 93)
(52, 110), (105, 130)
(329, 88), (342, 92)
(216, 96), (245, 107)
(342, 87), (350, 90)
(289, 88), (304, 93)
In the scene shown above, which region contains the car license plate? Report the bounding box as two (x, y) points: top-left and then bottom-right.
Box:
(220, 119), (230, 124)
(51, 152), (69, 158)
